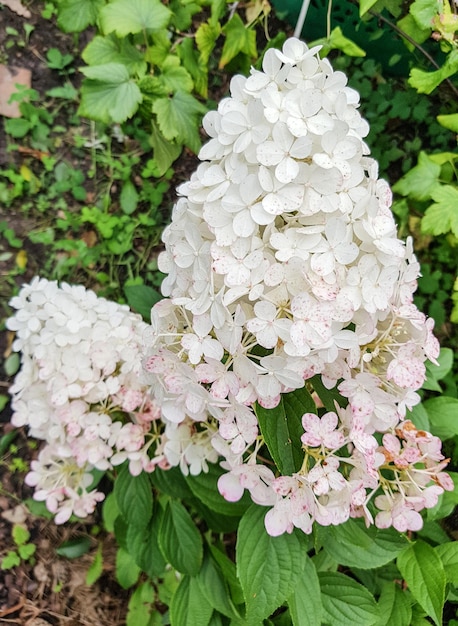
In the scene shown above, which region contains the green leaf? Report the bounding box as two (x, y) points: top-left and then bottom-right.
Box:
(79, 64), (142, 124)
(18, 543), (36, 560)
(196, 551), (241, 619)
(153, 91), (206, 153)
(12, 524), (30, 546)
(116, 546), (141, 589)
(196, 20), (221, 64)
(437, 113), (458, 133)
(1, 551), (20, 569)
(124, 283), (162, 321)
(159, 56), (194, 93)
(149, 121), (182, 176)
(170, 575), (213, 626)
(256, 387), (315, 475)
(56, 536), (91, 559)
(185, 462), (252, 517)
(310, 375), (346, 411)
(82, 35), (147, 76)
(4, 118), (32, 138)
(426, 472), (458, 521)
(319, 572), (379, 626)
(375, 582), (412, 626)
(397, 541), (445, 626)
(102, 492), (120, 533)
(406, 402), (429, 431)
(150, 465), (194, 500)
(100, 0), (171, 36)
(328, 26), (366, 57)
(409, 0), (436, 30)
(423, 396), (458, 439)
(318, 518), (407, 569)
(86, 544), (104, 585)
(408, 49), (458, 94)
(177, 37), (208, 98)
(423, 348), (454, 391)
(435, 542), (458, 585)
(114, 463), (153, 528)
(57, 0), (104, 32)
(158, 500), (203, 575)
(209, 543), (244, 606)
(421, 185), (458, 238)
(359, 0), (379, 16)
(126, 501), (167, 578)
(220, 13), (257, 68)
(120, 180), (139, 214)
(392, 151), (441, 201)
(236, 505), (307, 625)
(288, 555), (322, 626)
(127, 582), (156, 626)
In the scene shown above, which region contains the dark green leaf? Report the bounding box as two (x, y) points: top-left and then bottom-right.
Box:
(289, 555), (322, 626)
(170, 575), (213, 626)
(56, 536), (91, 559)
(319, 571), (379, 626)
(158, 500), (203, 575)
(114, 463), (153, 528)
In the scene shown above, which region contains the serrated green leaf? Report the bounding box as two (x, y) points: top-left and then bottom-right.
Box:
(86, 544), (104, 585)
(396, 14), (431, 50)
(120, 180), (139, 214)
(408, 49), (458, 94)
(116, 546), (141, 589)
(319, 571), (379, 626)
(18, 543), (36, 560)
(127, 582), (156, 626)
(57, 0), (104, 32)
(421, 185), (458, 237)
(392, 151), (441, 201)
(220, 13), (257, 68)
(82, 35), (147, 76)
(100, 0), (171, 36)
(170, 575), (213, 626)
(359, 0), (379, 16)
(1, 551), (20, 569)
(114, 463), (153, 528)
(397, 541), (445, 626)
(150, 465), (195, 499)
(196, 21), (221, 64)
(288, 555), (322, 626)
(435, 542), (458, 585)
(56, 536), (91, 559)
(423, 396), (458, 439)
(409, 0), (436, 30)
(177, 37), (208, 98)
(12, 524), (30, 546)
(124, 283), (161, 320)
(256, 387), (315, 475)
(159, 56), (194, 93)
(158, 500), (203, 575)
(126, 501), (167, 578)
(318, 518), (407, 569)
(375, 582), (412, 626)
(79, 67), (142, 124)
(236, 505), (307, 625)
(149, 121), (182, 175)
(209, 543), (244, 606)
(437, 113), (458, 133)
(196, 551), (240, 619)
(170, 0), (201, 31)
(427, 472), (458, 521)
(423, 348), (454, 391)
(185, 461), (252, 517)
(153, 91), (206, 153)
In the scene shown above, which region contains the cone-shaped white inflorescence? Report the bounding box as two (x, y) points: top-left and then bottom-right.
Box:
(144, 38), (452, 534)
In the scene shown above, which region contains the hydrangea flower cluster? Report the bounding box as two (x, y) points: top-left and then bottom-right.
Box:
(144, 38), (452, 534)
(6, 277), (160, 523)
(7, 38), (452, 535)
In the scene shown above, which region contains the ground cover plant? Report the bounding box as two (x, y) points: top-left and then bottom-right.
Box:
(1, 0), (458, 625)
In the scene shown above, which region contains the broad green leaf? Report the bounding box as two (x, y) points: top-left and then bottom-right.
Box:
(310, 375), (345, 411)
(437, 113), (458, 133)
(196, 551), (240, 619)
(149, 120), (182, 175)
(196, 21), (221, 64)
(127, 501), (167, 578)
(158, 56), (194, 94)
(178, 36), (208, 98)
(185, 461), (251, 517)
(209, 543), (244, 606)
(397, 541), (445, 626)
(256, 386), (315, 475)
(422, 185), (458, 238)
(116, 546), (141, 589)
(56, 536), (91, 559)
(158, 500), (203, 575)
(86, 544), (104, 585)
(288, 555), (322, 626)
(12, 524), (30, 546)
(435, 542), (458, 585)
(114, 463), (153, 528)
(423, 396), (458, 439)
(170, 0), (201, 31)
(423, 348), (454, 391)
(127, 582), (156, 626)
(319, 572), (379, 626)
(328, 26), (366, 57)
(409, 49), (458, 94)
(359, 0), (378, 16)
(100, 0), (171, 36)
(392, 151), (441, 200)
(406, 402), (429, 431)
(409, 0), (436, 30)
(124, 283), (161, 321)
(426, 472), (458, 521)
(79, 64), (142, 124)
(318, 518), (407, 569)
(220, 13), (257, 68)
(120, 180), (139, 215)
(82, 35), (147, 75)
(153, 91), (207, 153)
(376, 582), (412, 626)
(396, 14), (430, 50)
(57, 0), (104, 32)
(236, 505), (307, 625)
(170, 575), (213, 626)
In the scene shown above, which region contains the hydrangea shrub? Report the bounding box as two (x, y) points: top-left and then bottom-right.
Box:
(7, 39), (452, 541)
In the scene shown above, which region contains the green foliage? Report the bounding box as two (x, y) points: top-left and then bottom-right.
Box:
(1, 524), (37, 570)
